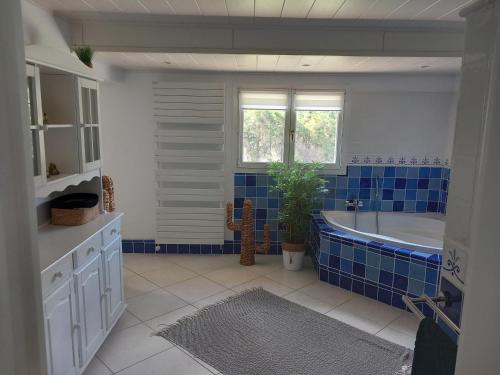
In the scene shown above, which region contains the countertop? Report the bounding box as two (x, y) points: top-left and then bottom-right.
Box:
(38, 212), (124, 273)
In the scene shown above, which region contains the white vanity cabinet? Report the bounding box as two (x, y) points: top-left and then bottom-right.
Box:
(39, 214), (124, 375)
(74, 253), (106, 366)
(103, 236), (124, 329)
(43, 277), (80, 375)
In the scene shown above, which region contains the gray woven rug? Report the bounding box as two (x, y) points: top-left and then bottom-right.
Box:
(157, 288), (413, 375)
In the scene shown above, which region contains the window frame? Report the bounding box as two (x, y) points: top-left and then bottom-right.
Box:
(237, 88), (346, 172)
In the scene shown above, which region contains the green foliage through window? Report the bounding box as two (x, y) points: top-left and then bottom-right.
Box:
(295, 110), (339, 163)
(242, 109), (285, 163)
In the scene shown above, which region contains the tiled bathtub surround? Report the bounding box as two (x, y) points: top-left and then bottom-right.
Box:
(235, 165), (450, 214)
(310, 216), (442, 315)
(234, 165), (450, 245)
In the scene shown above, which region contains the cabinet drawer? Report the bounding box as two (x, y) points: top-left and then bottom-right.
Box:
(41, 255), (73, 297)
(74, 233), (102, 270)
(102, 218), (121, 247)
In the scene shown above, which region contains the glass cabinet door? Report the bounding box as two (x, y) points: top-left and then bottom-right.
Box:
(78, 78), (101, 172)
(26, 64), (46, 186)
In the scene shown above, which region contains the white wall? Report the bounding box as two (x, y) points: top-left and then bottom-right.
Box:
(22, 0), (71, 52)
(1, 1), (47, 373)
(21, 1), (125, 82)
(99, 70), (458, 240)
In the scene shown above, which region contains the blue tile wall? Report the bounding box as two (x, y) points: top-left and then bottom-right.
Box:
(234, 165), (449, 251)
(235, 165), (450, 216)
(310, 216), (442, 315)
(123, 165), (449, 257)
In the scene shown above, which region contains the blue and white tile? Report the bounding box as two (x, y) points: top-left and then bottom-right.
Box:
(441, 242), (467, 291)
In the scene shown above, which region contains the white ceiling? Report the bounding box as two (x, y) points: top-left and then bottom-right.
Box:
(95, 52), (461, 73)
(30, 0), (471, 21)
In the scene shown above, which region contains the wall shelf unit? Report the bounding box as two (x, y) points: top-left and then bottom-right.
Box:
(25, 45), (102, 198)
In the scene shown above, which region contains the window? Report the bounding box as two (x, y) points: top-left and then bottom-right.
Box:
(239, 90), (344, 169)
(240, 91), (288, 163)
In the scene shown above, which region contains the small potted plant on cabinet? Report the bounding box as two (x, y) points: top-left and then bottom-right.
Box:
(268, 162), (326, 271)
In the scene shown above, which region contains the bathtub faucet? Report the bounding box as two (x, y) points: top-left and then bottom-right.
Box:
(345, 199), (363, 230)
(345, 199), (363, 209)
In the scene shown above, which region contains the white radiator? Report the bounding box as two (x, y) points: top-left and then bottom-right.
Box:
(153, 82), (225, 244)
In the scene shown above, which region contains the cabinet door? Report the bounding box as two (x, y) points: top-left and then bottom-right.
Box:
(78, 78), (102, 172)
(103, 236), (124, 329)
(43, 279), (79, 375)
(75, 253), (106, 366)
(26, 64), (46, 187)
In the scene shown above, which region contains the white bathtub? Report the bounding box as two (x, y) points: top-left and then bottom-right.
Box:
(321, 211), (444, 254)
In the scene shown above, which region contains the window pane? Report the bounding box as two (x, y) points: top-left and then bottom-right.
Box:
(242, 109), (286, 163)
(294, 110), (339, 164)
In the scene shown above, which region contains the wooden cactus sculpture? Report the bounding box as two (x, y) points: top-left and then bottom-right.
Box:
(226, 199), (270, 266)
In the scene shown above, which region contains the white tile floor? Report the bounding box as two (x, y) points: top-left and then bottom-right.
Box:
(84, 254), (419, 375)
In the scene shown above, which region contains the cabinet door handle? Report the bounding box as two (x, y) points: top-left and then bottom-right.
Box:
(72, 323), (80, 333)
(52, 272), (63, 281)
(110, 229), (117, 235)
(105, 287), (112, 293)
(87, 247), (95, 255)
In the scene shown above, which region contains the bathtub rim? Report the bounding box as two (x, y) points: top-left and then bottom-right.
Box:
(320, 210), (444, 254)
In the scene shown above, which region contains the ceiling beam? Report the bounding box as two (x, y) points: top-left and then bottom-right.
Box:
(69, 15), (465, 57)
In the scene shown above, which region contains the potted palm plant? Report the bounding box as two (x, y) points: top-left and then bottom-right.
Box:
(268, 162), (326, 271)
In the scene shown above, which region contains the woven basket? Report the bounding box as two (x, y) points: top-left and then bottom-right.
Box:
(51, 205), (99, 226)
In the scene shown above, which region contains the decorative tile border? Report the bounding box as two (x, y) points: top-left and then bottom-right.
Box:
(122, 239), (282, 255)
(441, 242), (467, 291)
(349, 154), (450, 167)
(310, 216), (442, 316)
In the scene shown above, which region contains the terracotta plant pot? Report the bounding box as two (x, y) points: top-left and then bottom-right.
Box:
(281, 241), (306, 271)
